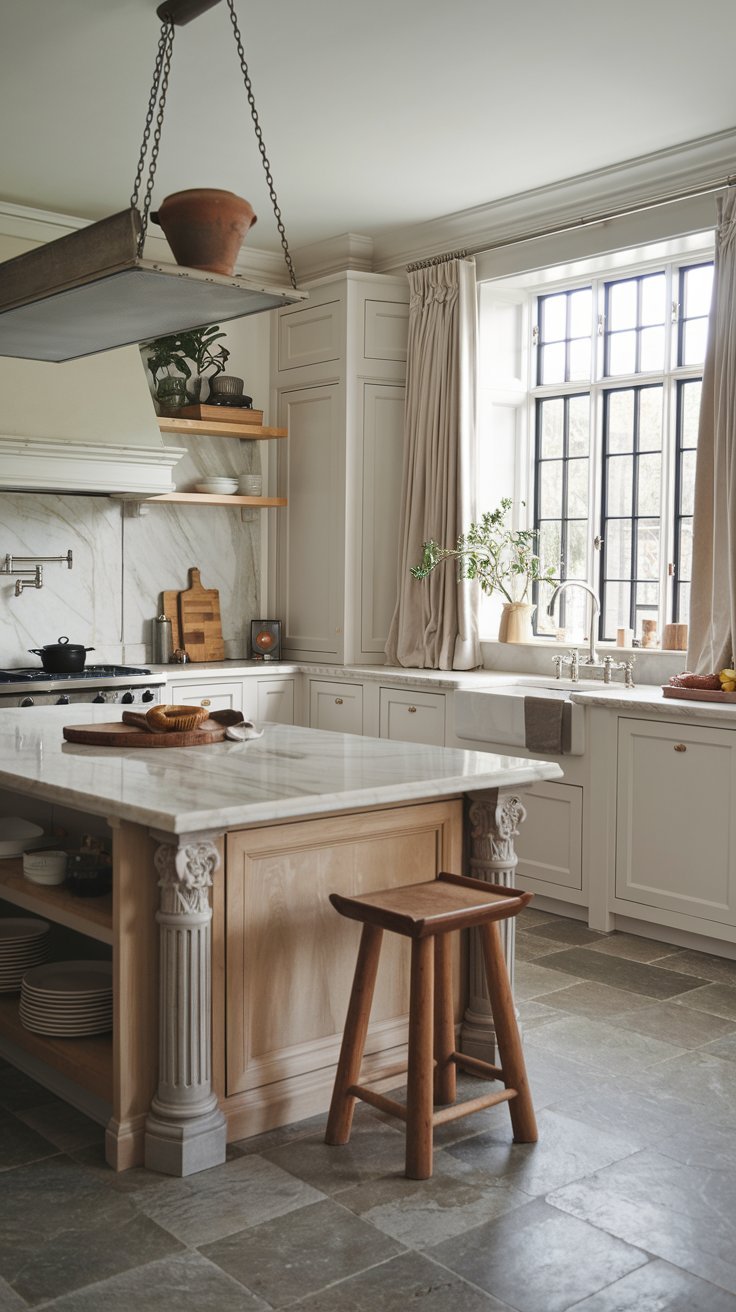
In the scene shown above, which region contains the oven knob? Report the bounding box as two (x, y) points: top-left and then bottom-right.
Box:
(121, 691), (135, 704)
(56, 695), (70, 705)
(20, 696), (34, 707)
(93, 693), (106, 703)
(142, 690), (155, 702)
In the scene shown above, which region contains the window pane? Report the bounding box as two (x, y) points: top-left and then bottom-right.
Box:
(608, 390), (634, 451)
(681, 380), (702, 446)
(641, 273), (665, 326)
(566, 521), (588, 578)
(637, 453), (662, 516)
(568, 396), (589, 455)
(677, 582), (691, 625)
(538, 520), (562, 576)
(607, 455), (633, 514)
(540, 399), (564, 458)
(603, 581), (630, 636)
(539, 460), (563, 517)
(639, 387), (662, 450)
(679, 520), (693, 580)
(567, 458), (588, 517)
(640, 325), (665, 373)
(542, 294), (566, 341)
(682, 318), (709, 366)
(540, 342), (565, 384)
(609, 280), (637, 330)
(684, 265), (714, 318)
(608, 331), (636, 376)
(605, 520), (632, 578)
(568, 338), (591, 381)
(569, 288), (592, 337)
(680, 449), (696, 515)
(636, 520), (660, 579)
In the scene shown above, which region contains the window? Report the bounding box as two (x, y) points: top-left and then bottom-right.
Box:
(530, 255), (713, 643)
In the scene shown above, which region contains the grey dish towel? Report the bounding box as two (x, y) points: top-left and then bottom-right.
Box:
(523, 696), (565, 755)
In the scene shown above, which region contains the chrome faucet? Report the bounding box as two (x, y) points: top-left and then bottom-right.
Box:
(547, 581), (601, 665)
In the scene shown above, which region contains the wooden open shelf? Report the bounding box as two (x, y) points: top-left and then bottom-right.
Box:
(0, 993), (112, 1102)
(146, 492), (287, 507)
(0, 860), (112, 945)
(158, 418), (287, 440)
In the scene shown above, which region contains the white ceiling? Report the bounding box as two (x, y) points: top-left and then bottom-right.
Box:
(2, 0), (736, 259)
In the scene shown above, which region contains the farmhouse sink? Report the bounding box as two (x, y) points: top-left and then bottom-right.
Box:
(455, 681), (589, 755)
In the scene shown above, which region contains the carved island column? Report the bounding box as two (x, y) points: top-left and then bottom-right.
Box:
(461, 787), (527, 1063)
(144, 834), (227, 1176)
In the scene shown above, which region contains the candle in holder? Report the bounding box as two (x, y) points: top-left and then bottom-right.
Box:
(641, 619), (658, 648)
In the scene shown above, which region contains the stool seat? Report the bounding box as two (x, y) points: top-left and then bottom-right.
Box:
(326, 870), (536, 1180)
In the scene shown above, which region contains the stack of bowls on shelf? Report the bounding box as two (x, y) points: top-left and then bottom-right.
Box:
(19, 960), (113, 1036)
(0, 918), (50, 992)
(194, 476), (239, 495)
(22, 850), (68, 886)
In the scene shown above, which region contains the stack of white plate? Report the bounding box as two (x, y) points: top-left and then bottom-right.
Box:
(20, 960), (112, 1036)
(0, 918), (50, 992)
(194, 476), (239, 495)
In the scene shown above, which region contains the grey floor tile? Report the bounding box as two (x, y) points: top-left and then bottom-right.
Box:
(230, 1110), (331, 1157)
(292, 1250), (514, 1310)
(0, 1063), (58, 1114)
(522, 1046), (607, 1109)
(523, 920), (608, 948)
(675, 982), (736, 1020)
(585, 932), (675, 963)
(655, 948), (736, 986)
(0, 1106), (59, 1172)
(17, 1101), (103, 1154)
(0, 1276), (25, 1311)
(655, 1115), (736, 1173)
(33, 1251), (269, 1312)
(263, 1114), (408, 1195)
(201, 1197), (404, 1308)
(525, 1013), (685, 1075)
(131, 1152), (325, 1246)
(536, 947), (709, 999)
(517, 908), (561, 929)
(430, 1196), (648, 1312)
(570, 1258), (736, 1311)
(338, 1150), (528, 1249)
(512, 960), (583, 1001)
(547, 1081), (702, 1152)
(515, 932), (563, 962)
(549, 1144), (736, 1294)
(0, 1154), (183, 1305)
(632, 1049), (736, 1127)
(703, 1031), (736, 1063)
(445, 1107), (638, 1197)
(540, 981), (655, 1021)
(608, 999), (736, 1050)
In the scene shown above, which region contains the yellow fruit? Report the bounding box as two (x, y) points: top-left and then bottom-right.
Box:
(719, 669), (736, 685)
(723, 681), (736, 692)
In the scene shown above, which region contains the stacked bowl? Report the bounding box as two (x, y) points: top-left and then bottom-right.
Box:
(194, 477), (239, 495)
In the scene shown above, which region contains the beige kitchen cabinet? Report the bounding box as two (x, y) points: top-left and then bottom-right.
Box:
(379, 686), (446, 746)
(615, 717), (736, 927)
(254, 676), (295, 724)
(170, 679), (243, 713)
(309, 679), (363, 735)
(272, 272), (409, 664)
(515, 781), (584, 902)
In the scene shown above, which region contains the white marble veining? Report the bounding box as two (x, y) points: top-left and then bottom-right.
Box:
(0, 706), (561, 835)
(570, 685), (736, 724)
(158, 660), (516, 690)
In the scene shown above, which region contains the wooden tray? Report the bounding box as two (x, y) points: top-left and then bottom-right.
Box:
(662, 685), (736, 703)
(160, 404), (263, 425)
(63, 718), (229, 747)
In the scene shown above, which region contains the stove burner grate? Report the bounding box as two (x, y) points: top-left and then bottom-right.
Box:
(0, 665), (154, 684)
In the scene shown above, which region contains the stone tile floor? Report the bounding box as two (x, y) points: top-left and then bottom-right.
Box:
(3, 908), (736, 1309)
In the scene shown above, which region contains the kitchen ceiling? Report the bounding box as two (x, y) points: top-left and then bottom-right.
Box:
(2, 0), (736, 261)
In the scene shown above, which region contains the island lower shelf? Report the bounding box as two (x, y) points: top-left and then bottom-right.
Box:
(0, 994), (112, 1102)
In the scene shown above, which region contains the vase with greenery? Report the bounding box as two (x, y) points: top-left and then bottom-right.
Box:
(143, 325), (230, 407)
(411, 498), (558, 641)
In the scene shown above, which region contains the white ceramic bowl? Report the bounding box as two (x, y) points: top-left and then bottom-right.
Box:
(22, 850), (68, 885)
(238, 475), (262, 496)
(194, 479), (239, 495)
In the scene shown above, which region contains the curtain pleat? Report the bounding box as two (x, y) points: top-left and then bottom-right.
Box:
(384, 257), (481, 670)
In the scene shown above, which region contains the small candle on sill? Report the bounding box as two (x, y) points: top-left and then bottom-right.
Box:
(617, 627), (633, 647)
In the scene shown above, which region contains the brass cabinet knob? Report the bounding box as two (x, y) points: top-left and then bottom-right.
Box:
(408, 706), (417, 713)
(674, 743), (687, 752)
(201, 698), (211, 707)
(335, 697), (343, 705)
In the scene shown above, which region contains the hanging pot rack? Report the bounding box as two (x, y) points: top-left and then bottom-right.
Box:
(0, 0), (306, 363)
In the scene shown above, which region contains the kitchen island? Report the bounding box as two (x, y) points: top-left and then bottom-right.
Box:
(0, 707), (560, 1176)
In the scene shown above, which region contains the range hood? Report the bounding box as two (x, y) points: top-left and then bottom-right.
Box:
(0, 209), (306, 363)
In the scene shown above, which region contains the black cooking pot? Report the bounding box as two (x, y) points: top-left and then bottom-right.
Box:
(28, 636), (95, 674)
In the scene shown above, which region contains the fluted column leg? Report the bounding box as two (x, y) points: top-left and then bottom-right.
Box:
(145, 838), (226, 1176)
(460, 788), (526, 1064)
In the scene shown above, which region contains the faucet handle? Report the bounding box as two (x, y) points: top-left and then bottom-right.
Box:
(552, 655), (564, 679)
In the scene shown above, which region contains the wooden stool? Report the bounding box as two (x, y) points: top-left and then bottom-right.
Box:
(325, 871), (537, 1180)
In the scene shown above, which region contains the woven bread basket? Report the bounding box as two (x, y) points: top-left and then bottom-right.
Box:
(145, 704), (210, 733)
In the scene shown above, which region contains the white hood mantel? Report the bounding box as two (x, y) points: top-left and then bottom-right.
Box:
(0, 341), (185, 494)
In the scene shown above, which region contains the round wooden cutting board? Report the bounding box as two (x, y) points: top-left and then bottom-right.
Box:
(62, 719), (229, 747)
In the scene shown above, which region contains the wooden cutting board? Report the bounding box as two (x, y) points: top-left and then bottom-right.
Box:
(177, 567), (225, 662)
(161, 590), (183, 651)
(63, 718), (229, 747)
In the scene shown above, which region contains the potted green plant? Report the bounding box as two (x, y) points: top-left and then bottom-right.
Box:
(143, 325), (231, 408)
(411, 498), (558, 642)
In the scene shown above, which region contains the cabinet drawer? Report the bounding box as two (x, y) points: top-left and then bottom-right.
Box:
(379, 688), (445, 746)
(278, 300), (341, 370)
(309, 680), (363, 735)
(256, 678), (295, 725)
(168, 680), (243, 713)
(516, 781), (583, 895)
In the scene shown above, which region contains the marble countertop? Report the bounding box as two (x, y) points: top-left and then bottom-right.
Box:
(569, 684), (736, 723)
(155, 661), (540, 692)
(0, 706), (561, 836)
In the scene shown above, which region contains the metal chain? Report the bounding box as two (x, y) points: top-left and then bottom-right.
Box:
(225, 0), (297, 288)
(138, 21), (176, 251)
(129, 22), (170, 213)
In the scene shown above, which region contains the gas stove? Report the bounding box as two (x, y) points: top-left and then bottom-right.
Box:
(0, 665), (166, 707)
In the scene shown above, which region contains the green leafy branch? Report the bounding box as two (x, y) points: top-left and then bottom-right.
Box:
(411, 498), (558, 604)
(144, 325), (230, 384)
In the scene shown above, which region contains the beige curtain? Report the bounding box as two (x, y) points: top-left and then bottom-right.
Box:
(385, 256), (481, 670)
(687, 192), (736, 675)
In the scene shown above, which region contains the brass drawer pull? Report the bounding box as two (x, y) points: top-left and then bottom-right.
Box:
(335, 697), (343, 705)
(408, 706), (417, 713)
(201, 698), (211, 707)
(674, 743), (687, 752)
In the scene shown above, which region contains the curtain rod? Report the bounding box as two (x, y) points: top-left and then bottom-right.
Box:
(407, 172), (736, 270)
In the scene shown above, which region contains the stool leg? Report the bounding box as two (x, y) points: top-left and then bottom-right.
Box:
(433, 932), (456, 1106)
(406, 935), (434, 1179)
(480, 920), (537, 1143)
(326, 923), (383, 1146)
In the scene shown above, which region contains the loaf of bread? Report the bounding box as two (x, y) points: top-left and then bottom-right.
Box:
(668, 672), (722, 690)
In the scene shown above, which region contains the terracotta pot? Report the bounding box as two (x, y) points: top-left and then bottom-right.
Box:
(152, 189), (258, 276)
(497, 602), (536, 643)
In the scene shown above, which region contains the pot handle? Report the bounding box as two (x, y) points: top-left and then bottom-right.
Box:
(85, 648), (95, 653)
(57, 636), (69, 645)
(28, 649), (42, 656)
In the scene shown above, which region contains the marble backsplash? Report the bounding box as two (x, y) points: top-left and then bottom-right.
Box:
(0, 482), (261, 668)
